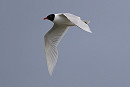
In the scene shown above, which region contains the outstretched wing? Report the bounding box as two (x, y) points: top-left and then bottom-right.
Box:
(62, 13), (92, 33)
(44, 24), (68, 75)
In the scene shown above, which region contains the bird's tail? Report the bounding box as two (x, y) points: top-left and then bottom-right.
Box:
(83, 20), (90, 24)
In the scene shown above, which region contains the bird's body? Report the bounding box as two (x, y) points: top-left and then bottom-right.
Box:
(43, 13), (92, 75)
(53, 14), (74, 26)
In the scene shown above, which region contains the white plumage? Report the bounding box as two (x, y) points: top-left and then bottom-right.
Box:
(44, 13), (92, 75)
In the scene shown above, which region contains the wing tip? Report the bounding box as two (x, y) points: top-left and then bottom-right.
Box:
(49, 71), (53, 76)
(89, 31), (92, 33)
(48, 65), (54, 76)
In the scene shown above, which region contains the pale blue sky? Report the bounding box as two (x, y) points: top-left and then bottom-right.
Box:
(0, 0), (130, 87)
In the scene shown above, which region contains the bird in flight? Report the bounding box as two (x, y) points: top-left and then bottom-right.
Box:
(43, 13), (92, 75)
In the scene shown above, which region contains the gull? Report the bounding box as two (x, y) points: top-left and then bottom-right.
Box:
(43, 13), (92, 75)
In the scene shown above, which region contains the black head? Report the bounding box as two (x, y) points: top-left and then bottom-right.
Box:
(44, 14), (55, 21)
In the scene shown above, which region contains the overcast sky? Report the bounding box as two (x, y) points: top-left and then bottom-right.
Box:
(0, 0), (130, 87)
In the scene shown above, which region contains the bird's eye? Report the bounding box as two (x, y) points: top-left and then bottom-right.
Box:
(47, 14), (55, 21)
(48, 14), (53, 18)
